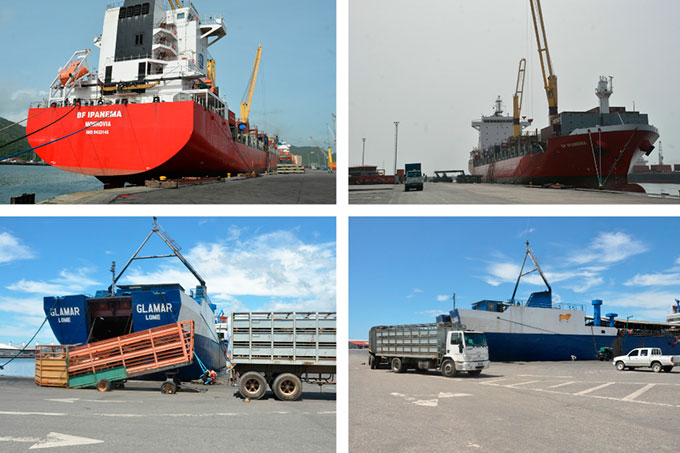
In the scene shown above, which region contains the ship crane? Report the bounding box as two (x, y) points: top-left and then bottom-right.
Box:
(510, 241), (551, 305)
(310, 136), (335, 171)
(513, 58), (527, 138)
(239, 43), (262, 129)
(529, 0), (559, 134)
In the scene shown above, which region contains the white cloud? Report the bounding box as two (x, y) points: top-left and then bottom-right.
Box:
(0, 296), (45, 317)
(603, 290), (677, 311)
(406, 288), (424, 299)
(518, 227), (535, 237)
(436, 294), (449, 302)
(7, 268), (99, 295)
(418, 309), (447, 318)
(0, 232), (34, 264)
(567, 232), (647, 266)
(121, 230), (336, 310)
(0, 85), (48, 122)
(624, 272), (680, 287)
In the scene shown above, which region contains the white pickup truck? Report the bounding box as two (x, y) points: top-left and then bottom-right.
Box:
(613, 348), (680, 373)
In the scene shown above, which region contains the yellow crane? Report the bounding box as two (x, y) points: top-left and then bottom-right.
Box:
(167, 0), (182, 10)
(309, 136), (335, 171)
(529, 0), (559, 133)
(240, 44), (262, 126)
(513, 58), (526, 138)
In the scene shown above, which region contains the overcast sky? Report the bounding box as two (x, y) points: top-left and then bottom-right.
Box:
(350, 0), (680, 174)
(0, 0), (335, 147)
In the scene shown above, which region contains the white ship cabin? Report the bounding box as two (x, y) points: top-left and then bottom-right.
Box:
(471, 97), (530, 151)
(46, 0), (228, 119)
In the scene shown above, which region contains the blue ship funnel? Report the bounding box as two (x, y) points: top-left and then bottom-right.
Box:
(592, 299), (603, 326)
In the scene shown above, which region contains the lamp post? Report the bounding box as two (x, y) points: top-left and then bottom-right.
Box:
(393, 121), (399, 183)
(625, 315), (633, 334)
(361, 137), (366, 166)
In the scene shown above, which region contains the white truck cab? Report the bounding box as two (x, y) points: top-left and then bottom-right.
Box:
(441, 330), (490, 377)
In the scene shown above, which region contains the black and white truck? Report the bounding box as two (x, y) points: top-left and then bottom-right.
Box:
(368, 322), (489, 377)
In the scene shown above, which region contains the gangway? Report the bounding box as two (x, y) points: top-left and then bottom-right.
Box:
(35, 320), (194, 394)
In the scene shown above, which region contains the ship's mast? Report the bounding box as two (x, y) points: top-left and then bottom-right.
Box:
(109, 217), (206, 294)
(510, 241), (551, 304)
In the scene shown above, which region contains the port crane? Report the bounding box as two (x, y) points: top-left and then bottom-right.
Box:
(309, 136), (335, 171)
(240, 43), (262, 128)
(513, 58), (526, 138)
(529, 0), (559, 134)
(167, 0), (182, 9)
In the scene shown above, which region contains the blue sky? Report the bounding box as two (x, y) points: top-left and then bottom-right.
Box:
(0, 217), (336, 346)
(0, 0), (336, 147)
(350, 217), (680, 339)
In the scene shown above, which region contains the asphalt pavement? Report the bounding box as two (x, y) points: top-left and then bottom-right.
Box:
(349, 349), (680, 452)
(349, 182), (680, 204)
(39, 171), (336, 204)
(0, 376), (335, 452)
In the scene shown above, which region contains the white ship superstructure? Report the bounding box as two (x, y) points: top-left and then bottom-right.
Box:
(48, 0), (227, 112)
(471, 97), (530, 151)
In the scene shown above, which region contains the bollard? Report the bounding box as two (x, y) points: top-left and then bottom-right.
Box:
(227, 173), (231, 179)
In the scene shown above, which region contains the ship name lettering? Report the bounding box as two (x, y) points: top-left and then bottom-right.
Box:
(137, 303), (173, 314)
(145, 314), (161, 321)
(49, 307), (81, 317)
(58, 317), (71, 323)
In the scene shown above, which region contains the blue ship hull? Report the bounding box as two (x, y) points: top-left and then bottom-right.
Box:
(484, 332), (680, 362)
(44, 283), (226, 381)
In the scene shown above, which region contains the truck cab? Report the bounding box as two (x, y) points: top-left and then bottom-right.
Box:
(404, 163), (423, 191)
(442, 330), (490, 377)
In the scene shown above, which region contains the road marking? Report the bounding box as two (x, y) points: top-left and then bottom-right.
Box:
(0, 436), (41, 443)
(574, 382), (615, 396)
(438, 392), (472, 398)
(479, 379), (507, 386)
(46, 398), (142, 404)
(390, 392), (415, 401)
(317, 411), (336, 414)
(29, 432), (103, 449)
(547, 381), (576, 388)
(518, 374), (573, 378)
(622, 383), (656, 401)
(413, 399), (438, 407)
(0, 411), (66, 417)
(506, 380), (540, 388)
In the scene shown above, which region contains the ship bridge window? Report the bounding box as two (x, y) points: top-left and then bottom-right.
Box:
(142, 3), (150, 14)
(134, 4), (142, 16)
(127, 6), (135, 18)
(177, 12), (185, 19)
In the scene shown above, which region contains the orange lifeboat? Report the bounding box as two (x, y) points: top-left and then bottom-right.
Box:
(59, 62), (88, 86)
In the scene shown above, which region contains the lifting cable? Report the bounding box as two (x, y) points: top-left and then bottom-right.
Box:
(0, 298), (60, 371)
(0, 108), (49, 133)
(0, 111), (115, 163)
(0, 106), (77, 150)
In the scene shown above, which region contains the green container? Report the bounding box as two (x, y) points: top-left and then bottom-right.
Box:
(68, 367), (128, 389)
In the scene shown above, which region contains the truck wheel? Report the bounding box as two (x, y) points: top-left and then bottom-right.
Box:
(662, 366), (673, 373)
(441, 360), (457, 378)
(272, 373), (303, 401)
(160, 381), (177, 394)
(391, 357), (406, 373)
(652, 362), (662, 373)
(97, 379), (111, 392)
(239, 371), (267, 400)
(468, 370), (482, 377)
(615, 361), (625, 371)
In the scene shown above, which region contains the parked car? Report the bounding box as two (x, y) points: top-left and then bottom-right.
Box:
(613, 348), (680, 373)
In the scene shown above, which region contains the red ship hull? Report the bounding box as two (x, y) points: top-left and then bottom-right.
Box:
(469, 128), (658, 192)
(26, 101), (277, 186)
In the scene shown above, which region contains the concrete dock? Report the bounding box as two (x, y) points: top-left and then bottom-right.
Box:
(350, 349), (679, 452)
(350, 182), (680, 204)
(0, 376), (335, 452)
(40, 171), (336, 204)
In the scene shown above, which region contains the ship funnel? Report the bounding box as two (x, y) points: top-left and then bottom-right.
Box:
(595, 76), (613, 114)
(592, 299), (603, 326)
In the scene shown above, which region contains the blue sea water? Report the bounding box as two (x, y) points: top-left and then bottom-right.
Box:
(0, 357), (34, 377)
(0, 165), (103, 204)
